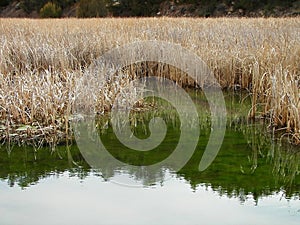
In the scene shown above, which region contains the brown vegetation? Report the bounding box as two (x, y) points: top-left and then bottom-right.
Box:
(0, 17), (299, 145)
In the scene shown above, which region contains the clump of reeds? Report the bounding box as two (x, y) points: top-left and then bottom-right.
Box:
(234, 120), (300, 194)
(0, 70), (75, 146)
(0, 17), (299, 144)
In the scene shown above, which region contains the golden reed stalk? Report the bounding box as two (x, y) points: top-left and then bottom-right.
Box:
(0, 18), (299, 144)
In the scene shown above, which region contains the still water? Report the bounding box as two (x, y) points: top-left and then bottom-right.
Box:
(0, 92), (299, 225)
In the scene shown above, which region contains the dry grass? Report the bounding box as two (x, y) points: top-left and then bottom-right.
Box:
(0, 17), (299, 144)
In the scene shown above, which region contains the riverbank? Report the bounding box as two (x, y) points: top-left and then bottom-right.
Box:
(1, 0), (300, 18)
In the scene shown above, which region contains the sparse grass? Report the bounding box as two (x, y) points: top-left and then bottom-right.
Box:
(0, 17), (299, 145)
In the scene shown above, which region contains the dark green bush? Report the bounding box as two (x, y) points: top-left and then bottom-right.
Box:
(40, 2), (62, 18)
(0, 0), (9, 7)
(77, 0), (108, 18)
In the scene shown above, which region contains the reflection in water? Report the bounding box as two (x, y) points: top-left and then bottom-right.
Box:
(0, 91), (299, 224)
(0, 92), (299, 199)
(1, 170), (299, 225)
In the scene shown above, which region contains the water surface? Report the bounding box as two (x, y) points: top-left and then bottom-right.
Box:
(0, 91), (299, 225)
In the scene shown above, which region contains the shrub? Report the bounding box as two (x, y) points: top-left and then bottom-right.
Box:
(0, 0), (9, 7)
(40, 2), (62, 18)
(77, 0), (108, 18)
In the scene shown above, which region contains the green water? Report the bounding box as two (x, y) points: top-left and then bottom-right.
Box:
(0, 91), (299, 225)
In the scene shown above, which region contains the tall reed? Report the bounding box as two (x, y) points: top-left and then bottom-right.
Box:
(0, 18), (299, 144)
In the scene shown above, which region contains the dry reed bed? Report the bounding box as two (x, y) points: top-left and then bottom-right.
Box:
(0, 17), (299, 145)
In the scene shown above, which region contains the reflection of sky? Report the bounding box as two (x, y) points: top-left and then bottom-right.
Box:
(0, 172), (299, 225)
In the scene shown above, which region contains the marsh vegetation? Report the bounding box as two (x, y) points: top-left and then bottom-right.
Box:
(0, 17), (299, 145)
